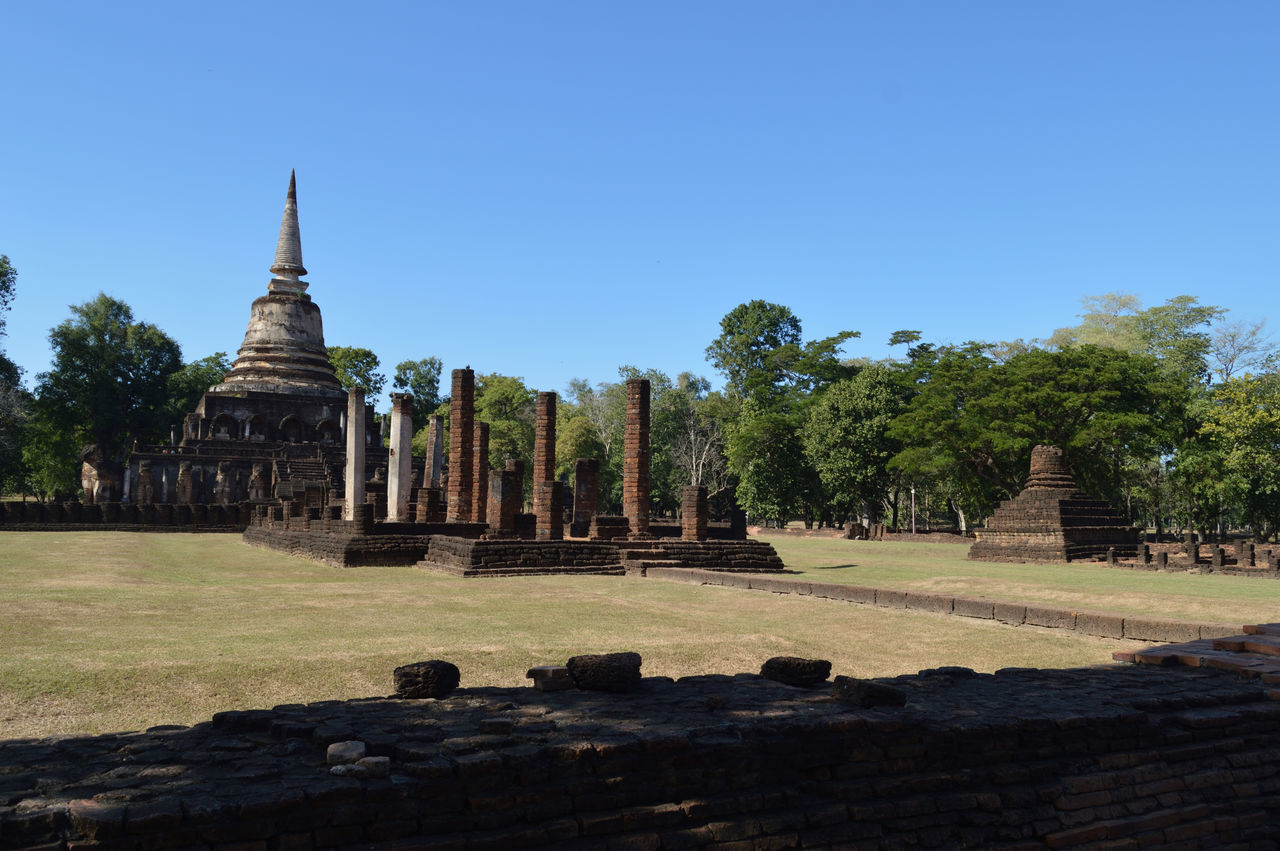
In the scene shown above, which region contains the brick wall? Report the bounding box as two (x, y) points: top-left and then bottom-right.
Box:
(3, 666), (1278, 848)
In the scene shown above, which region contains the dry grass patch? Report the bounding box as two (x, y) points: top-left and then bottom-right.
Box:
(0, 532), (1150, 738)
(764, 533), (1280, 624)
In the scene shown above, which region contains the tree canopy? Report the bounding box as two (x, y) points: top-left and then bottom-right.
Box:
(327, 346), (386, 397)
(35, 293), (183, 460)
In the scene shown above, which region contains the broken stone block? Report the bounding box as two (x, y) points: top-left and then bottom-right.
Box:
(759, 656), (832, 687)
(832, 675), (907, 708)
(566, 652), (642, 693)
(327, 740), (366, 765)
(357, 756), (391, 778)
(393, 660), (461, 699)
(526, 665), (573, 692)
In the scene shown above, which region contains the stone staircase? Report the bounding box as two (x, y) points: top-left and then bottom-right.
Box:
(1114, 623), (1280, 684)
(613, 541), (682, 574)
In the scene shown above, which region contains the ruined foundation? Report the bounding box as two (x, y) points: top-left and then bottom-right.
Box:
(969, 445), (1141, 563)
(4, 663), (1279, 849)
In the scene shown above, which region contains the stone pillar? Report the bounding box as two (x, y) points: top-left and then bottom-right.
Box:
(426, 415), (443, 487)
(137, 461), (155, 505)
(506, 459), (525, 513)
(571, 458), (599, 537)
(623, 378), (651, 538)
(343, 386), (366, 522)
(536, 481), (564, 541)
(387, 393), (413, 522)
(472, 420), (490, 524)
(446, 369), (475, 522)
(176, 462), (193, 505)
(682, 485), (709, 542)
(487, 469), (519, 537)
(532, 392), (557, 536)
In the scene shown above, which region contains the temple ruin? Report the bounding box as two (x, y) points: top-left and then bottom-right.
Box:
(968, 444), (1141, 563)
(118, 172), (387, 513)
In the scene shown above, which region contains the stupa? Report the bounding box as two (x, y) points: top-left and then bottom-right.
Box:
(119, 173), (382, 506)
(967, 445), (1140, 563)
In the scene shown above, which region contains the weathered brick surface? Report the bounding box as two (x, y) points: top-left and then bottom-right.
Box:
(419, 535), (623, 576)
(3, 667), (1278, 849)
(623, 379), (651, 537)
(970, 445), (1141, 563)
(531, 392), (556, 535)
(446, 369), (475, 523)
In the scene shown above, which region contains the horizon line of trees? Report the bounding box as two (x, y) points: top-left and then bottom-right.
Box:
(2, 256), (1277, 541)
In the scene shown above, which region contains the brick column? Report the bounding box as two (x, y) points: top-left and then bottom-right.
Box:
(536, 481), (564, 541)
(446, 369), (474, 522)
(623, 378), (650, 538)
(387, 393), (413, 522)
(486, 469), (518, 538)
(343, 386), (366, 521)
(532, 392), (557, 537)
(472, 420), (490, 524)
(425, 414), (443, 488)
(571, 458), (599, 537)
(506, 459), (525, 513)
(682, 485), (708, 541)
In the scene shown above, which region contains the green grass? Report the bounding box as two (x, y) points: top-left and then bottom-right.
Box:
(0, 532), (1155, 739)
(762, 532), (1279, 624)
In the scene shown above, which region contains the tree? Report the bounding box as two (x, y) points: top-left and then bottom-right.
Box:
(1209, 318), (1274, 383)
(0, 254), (16, 339)
(392, 357), (444, 425)
(802, 364), (904, 522)
(167, 352), (231, 419)
(327, 346), (386, 397)
(474, 373), (536, 474)
(0, 255), (24, 491)
(35, 294), (183, 462)
(1049, 293), (1224, 386)
(708, 301), (858, 525)
(888, 343), (1164, 515)
(706, 300), (857, 400)
(1199, 372), (1280, 541)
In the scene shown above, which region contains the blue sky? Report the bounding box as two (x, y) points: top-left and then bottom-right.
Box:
(3, 2), (1277, 410)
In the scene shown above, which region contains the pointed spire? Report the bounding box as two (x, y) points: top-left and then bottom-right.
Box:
(268, 169), (308, 294)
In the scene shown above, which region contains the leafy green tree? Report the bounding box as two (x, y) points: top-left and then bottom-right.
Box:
(475, 373), (536, 476)
(327, 346), (386, 397)
(167, 352), (231, 418)
(0, 255), (25, 491)
(0, 254), (16, 339)
(392, 357), (444, 425)
(706, 300), (857, 400)
(19, 407), (80, 500)
(802, 363), (904, 522)
(727, 398), (814, 525)
(1199, 372), (1280, 541)
(35, 294), (183, 463)
(889, 343), (1164, 518)
(1049, 293), (1223, 386)
(708, 301), (858, 525)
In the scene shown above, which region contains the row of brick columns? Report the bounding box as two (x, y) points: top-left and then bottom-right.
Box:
(341, 371), (707, 540)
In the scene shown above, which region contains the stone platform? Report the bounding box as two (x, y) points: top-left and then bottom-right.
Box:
(1115, 622), (1280, 682)
(417, 537), (626, 577)
(3, 664), (1278, 849)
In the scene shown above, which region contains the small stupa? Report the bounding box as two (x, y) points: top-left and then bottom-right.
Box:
(968, 445), (1140, 563)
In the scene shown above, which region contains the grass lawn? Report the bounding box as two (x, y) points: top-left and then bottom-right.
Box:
(0, 532), (1154, 739)
(763, 532), (1279, 624)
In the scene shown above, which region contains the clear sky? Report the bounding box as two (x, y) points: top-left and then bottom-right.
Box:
(3, 2), (1277, 410)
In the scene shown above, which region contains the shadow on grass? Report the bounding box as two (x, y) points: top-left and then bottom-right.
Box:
(810, 564), (857, 570)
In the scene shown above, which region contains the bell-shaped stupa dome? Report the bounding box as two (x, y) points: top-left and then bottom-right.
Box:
(207, 172), (345, 399)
